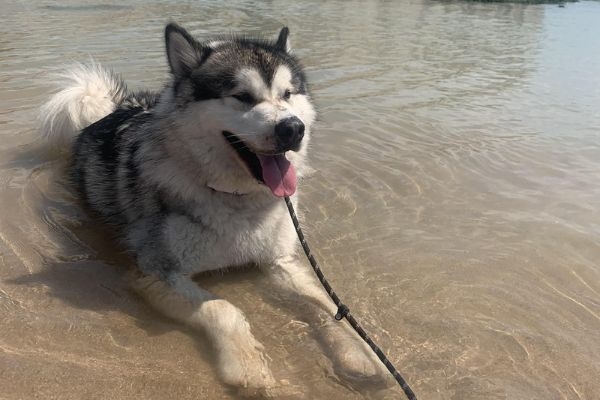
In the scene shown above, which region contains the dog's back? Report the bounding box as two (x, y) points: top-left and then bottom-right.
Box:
(71, 102), (155, 225)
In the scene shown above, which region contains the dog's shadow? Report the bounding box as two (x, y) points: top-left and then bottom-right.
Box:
(6, 179), (289, 396)
(8, 256), (260, 336)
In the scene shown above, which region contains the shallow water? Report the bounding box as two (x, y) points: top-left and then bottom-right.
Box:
(1, 0), (600, 399)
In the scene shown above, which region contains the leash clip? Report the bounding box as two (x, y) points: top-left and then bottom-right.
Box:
(335, 304), (350, 321)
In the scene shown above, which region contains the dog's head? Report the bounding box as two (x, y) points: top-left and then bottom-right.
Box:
(158, 23), (315, 198)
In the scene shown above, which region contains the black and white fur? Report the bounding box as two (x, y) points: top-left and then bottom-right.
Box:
(41, 23), (385, 394)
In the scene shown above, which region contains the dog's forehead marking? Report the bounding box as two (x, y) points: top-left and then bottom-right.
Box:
(271, 66), (293, 97)
(236, 68), (269, 98)
(235, 65), (294, 100)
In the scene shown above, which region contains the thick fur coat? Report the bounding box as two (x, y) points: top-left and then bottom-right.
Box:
(40, 23), (385, 395)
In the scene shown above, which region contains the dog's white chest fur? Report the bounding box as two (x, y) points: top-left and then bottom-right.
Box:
(163, 197), (297, 273)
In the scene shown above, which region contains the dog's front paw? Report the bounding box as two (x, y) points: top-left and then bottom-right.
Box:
(329, 334), (392, 388)
(217, 335), (275, 397)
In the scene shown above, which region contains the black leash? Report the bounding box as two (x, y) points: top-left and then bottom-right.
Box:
(284, 196), (417, 400)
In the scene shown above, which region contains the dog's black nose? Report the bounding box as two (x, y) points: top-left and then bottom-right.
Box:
(275, 117), (305, 152)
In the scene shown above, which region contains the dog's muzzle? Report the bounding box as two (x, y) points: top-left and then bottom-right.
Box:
(275, 117), (305, 152)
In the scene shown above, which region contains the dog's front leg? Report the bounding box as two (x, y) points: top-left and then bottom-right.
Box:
(132, 272), (274, 395)
(268, 256), (389, 386)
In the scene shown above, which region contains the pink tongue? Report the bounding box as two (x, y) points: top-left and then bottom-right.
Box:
(257, 153), (297, 197)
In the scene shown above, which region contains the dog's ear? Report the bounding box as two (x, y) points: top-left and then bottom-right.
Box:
(165, 23), (204, 76)
(275, 27), (291, 52)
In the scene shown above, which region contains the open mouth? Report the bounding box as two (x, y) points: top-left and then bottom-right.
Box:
(222, 131), (297, 197)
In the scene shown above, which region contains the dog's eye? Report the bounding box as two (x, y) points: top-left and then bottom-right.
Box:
(232, 92), (255, 104)
(283, 89), (292, 100)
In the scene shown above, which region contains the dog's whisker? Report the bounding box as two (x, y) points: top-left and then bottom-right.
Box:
(227, 139), (250, 148)
(225, 132), (260, 138)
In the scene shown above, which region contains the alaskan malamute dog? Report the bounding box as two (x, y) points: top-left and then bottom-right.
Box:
(41, 23), (385, 395)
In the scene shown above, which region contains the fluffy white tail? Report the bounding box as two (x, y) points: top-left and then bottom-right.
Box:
(39, 62), (127, 154)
